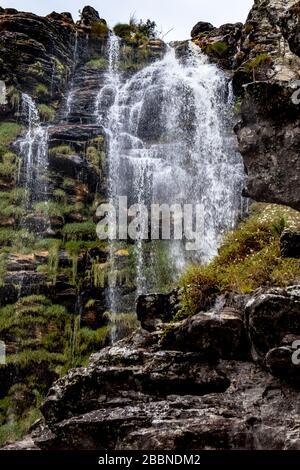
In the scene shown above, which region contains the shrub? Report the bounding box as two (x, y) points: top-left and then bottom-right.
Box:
(113, 23), (135, 39)
(91, 21), (109, 38)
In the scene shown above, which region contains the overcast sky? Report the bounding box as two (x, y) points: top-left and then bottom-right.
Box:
(1, 0), (254, 40)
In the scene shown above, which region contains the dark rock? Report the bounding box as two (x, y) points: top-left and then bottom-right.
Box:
(265, 346), (300, 387)
(161, 307), (245, 359)
(245, 286), (300, 362)
(80, 6), (101, 25)
(281, 2), (300, 57)
(280, 229), (300, 258)
(191, 21), (214, 38)
(28, 332), (300, 450)
(136, 290), (180, 331)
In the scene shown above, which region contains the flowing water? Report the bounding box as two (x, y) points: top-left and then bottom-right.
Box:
(19, 94), (49, 209)
(95, 37), (245, 331)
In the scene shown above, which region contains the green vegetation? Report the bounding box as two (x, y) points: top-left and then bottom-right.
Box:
(239, 53), (272, 81)
(49, 145), (73, 156)
(91, 21), (109, 38)
(113, 17), (157, 45)
(37, 104), (55, 122)
(175, 203), (300, 321)
(27, 61), (44, 78)
(0, 151), (18, 179)
(35, 83), (49, 97)
(205, 41), (229, 57)
(62, 221), (97, 241)
(86, 58), (108, 70)
(0, 122), (23, 145)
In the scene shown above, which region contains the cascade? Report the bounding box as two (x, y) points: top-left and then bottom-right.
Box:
(19, 94), (49, 210)
(95, 39), (245, 337)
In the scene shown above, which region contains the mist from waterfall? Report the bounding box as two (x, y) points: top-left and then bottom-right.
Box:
(95, 36), (245, 318)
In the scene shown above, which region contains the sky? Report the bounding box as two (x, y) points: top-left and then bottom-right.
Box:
(1, 0), (254, 40)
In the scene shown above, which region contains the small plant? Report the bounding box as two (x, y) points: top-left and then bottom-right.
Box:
(37, 104), (55, 122)
(62, 221), (97, 241)
(49, 145), (73, 156)
(86, 58), (108, 70)
(239, 53), (272, 81)
(35, 83), (49, 97)
(205, 41), (229, 57)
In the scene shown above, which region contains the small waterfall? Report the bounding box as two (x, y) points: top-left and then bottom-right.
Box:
(95, 39), (245, 339)
(19, 94), (49, 208)
(65, 31), (79, 119)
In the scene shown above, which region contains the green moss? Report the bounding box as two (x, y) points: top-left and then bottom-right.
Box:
(176, 203), (300, 320)
(37, 104), (55, 122)
(62, 221), (97, 241)
(49, 145), (73, 156)
(52, 57), (66, 80)
(27, 61), (44, 78)
(86, 58), (108, 70)
(35, 83), (49, 97)
(0, 122), (23, 145)
(205, 41), (229, 57)
(91, 21), (109, 38)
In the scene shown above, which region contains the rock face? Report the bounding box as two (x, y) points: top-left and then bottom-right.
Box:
(7, 285), (299, 450)
(233, 0), (300, 211)
(281, 229), (300, 258)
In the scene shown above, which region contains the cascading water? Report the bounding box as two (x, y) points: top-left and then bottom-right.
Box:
(65, 31), (79, 119)
(19, 94), (49, 209)
(96, 38), (245, 334)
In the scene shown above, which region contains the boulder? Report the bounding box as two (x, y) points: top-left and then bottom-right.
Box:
(136, 290), (180, 331)
(161, 307), (245, 359)
(245, 286), (300, 362)
(191, 21), (214, 38)
(280, 229), (300, 258)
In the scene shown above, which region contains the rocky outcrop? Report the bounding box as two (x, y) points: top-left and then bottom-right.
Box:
(280, 229), (300, 258)
(6, 284), (299, 450)
(232, 0), (300, 211)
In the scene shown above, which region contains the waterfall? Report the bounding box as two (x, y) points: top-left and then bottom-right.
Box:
(19, 94), (49, 209)
(95, 39), (245, 330)
(65, 31), (79, 119)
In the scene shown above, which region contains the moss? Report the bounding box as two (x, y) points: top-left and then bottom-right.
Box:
(62, 221), (97, 241)
(91, 21), (109, 38)
(52, 57), (66, 80)
(49, 145), (73, 156)
(205, 41), (229, 57)
(86, 58), (108, 70)
(176, 203), (300, 320)
(27, 61), (44, 78)
(37, 104), (55, 122)
(35, 83), (49, 97)
(0, 122), (23, 145)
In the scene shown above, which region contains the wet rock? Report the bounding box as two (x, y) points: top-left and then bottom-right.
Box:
(280, 229), (300, 258)
(191, 21), (214, 38)
(246, 286), (300, 362)
(136, 290), (181, 331)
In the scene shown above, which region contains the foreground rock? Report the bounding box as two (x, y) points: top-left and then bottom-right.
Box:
(4, 285), (298, 450)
